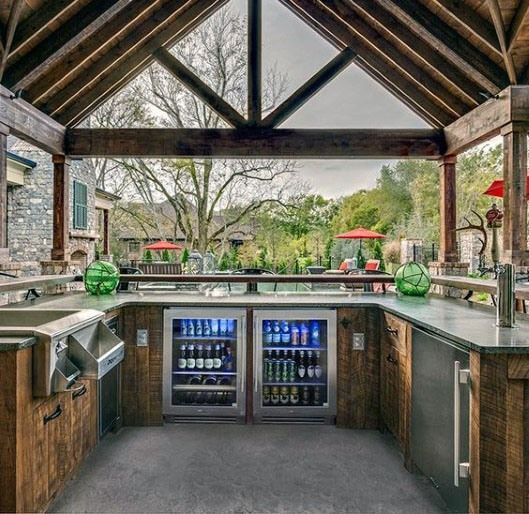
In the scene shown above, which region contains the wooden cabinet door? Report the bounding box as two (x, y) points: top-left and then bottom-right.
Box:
(380, 339), (399, 436)
(31, 401), (49, 512)
(71, 379), (98, 470)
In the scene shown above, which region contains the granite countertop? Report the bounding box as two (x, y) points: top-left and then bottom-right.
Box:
(0, 335), (37, 351)
(3, 290), (529, 354)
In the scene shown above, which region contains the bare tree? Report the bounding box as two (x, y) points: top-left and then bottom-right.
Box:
(87, 6), (300, 254)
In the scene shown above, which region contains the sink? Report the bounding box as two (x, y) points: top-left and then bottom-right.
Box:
(0, 309), (86, 332)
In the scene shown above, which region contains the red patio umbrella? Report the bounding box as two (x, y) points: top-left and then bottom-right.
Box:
(483, 176), (529, 199)
(144, 240), (183, 251)
(334, 227), (386, 240)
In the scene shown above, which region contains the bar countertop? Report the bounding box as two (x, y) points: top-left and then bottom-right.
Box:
(1, 290), (528, 354)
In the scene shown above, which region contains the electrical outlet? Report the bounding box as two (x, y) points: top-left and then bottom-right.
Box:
(352, 333), (365, 350)
(136, 329), (148, 347)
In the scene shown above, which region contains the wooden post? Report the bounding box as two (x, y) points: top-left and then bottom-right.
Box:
(247, 0), (262, 125)
(502, 124), (528, 265)
(103, 209), (110, 255)
(0, 123), (9, 254)
(439, 154), (458, 262)
(51, 154), (71, 261)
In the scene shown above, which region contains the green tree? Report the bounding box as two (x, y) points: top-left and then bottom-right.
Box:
(143, 249), (153, 263)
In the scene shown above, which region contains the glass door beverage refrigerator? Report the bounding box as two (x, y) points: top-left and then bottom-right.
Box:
(253, 309), (337, 423)
(163, 308), (246, 422)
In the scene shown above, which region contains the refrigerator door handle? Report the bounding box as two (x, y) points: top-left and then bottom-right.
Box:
(254, 319), (259, 393)
(241, 317), (245, 394)
(454, 360), (471, 486)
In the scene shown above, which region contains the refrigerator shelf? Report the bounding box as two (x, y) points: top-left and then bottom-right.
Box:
(172, 370), (237, 375)
(173, 336), (237, 341)
(263, 381), (326, 386)
(172, 384), (236, 392)
(262, 346), (326, 351)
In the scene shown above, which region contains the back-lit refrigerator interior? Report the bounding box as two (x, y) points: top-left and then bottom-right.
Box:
(163, 308), (246, 422)
(253, 309), (337, 423)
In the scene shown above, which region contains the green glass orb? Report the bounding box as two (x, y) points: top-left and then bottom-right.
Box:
(395, 262), (431, 297)
(83, 261), (119, 295)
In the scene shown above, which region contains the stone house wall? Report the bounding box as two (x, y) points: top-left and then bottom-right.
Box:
(6, 144), (97, 275)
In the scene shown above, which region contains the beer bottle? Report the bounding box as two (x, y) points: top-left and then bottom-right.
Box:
(280, 320), (290, 344)
(223, 343), (234, 371)
(177, 344), (187, 369)
(188, 319), (195, 336)
(313, 386), (322, 406)
(272, 320), (281, 343)
(211, 318), (219, 336)
(263, 320), (272, 344)
(181, 319), (188, 336)
(280, 386), (290, 405)
(195, 344), (204, 370)
(195, 319), (203, 336)
(204, 344), (213, 370)
(301, 386), (310, 406)
(186, 344), (196, 369)
(307, 350), (315, 379)
(263, 386), (271, 405)
(290, 322), (299, 346)
(314, 351), (323, 379)
(298, 351), (306, 379)
(213, 344), (222, 369)
(271, 386), (280, 405)
(290, 386), (299, 405)
(281, 360), (288, 382)
(300, 322), (309, 346)
(203, 319), (211, 336)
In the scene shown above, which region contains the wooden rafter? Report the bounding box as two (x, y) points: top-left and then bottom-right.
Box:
(9, 0), (78, 57)
(247, 0), (262, 124)
(487, 0), (518, 84)
(374, 0), (508, 92)
(52, 0), (228, 126)
(0, 85), (65, 154)
(66, 128), (446, 159)
(350, 0), (482, 106)
(153, 47), (247, 128)
(4, 0), (129, 91)
(25, 0), (164, 105)
(430, 0), (502, 56)
(508, 0), (529, 52)
(0, 0), (25, 81)
(322, 0), (471, 116)
(261, 47), (356, 128)
(281, 0), (456, 127)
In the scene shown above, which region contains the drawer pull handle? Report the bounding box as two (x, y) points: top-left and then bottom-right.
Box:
(73, 384), (87, 399)
(386, 354), (398, 365)
(44, 404), (62, 424)
(385, 327), (398, 336)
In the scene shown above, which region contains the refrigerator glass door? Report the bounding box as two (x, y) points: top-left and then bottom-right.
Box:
(254, 309), (336, 421)
(163, 308), (246, 419)
(411, 327), (469, 513)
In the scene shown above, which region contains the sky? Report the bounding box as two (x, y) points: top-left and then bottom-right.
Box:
(231, 0), (429, 198)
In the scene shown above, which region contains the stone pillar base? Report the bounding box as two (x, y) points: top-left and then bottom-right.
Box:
(0, 247), (9, 264)
(429, 261), (469, 298)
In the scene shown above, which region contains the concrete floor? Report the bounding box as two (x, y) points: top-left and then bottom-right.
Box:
(49, 425), (447, 514)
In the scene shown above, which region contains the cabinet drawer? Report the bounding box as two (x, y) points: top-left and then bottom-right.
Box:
(382, 312), (407, 354)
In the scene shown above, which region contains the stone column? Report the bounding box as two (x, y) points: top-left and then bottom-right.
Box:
(501, 124), (528, 265)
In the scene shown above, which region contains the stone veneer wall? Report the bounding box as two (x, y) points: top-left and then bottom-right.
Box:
(6, 143), (97, 275)
(429, 261), (470, 298)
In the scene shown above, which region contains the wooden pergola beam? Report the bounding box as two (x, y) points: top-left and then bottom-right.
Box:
(282, 0), (456, 127)
(247, 0), (262, 124)
(508, 0), (529, 53)
(9, 0), (78, 57)
(153, 47), (247, 128)
(430, 0), (502, 56)
(487, 0), (518, 84)
(4, 0), (128, 91)
(261, 47), (356, 128)
(50, 0), (228, 126)
(0, 0), (25, 81)
(350, 0), (483, 106)
(0, 86), (65, 154)
(25, 0), (164, 105)
(66, 128), (446, 159)
(374, 0), (508, 92)
(443, 85), (529, 155)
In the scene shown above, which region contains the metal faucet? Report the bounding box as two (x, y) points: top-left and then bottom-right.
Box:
(496, 263), (516, 328)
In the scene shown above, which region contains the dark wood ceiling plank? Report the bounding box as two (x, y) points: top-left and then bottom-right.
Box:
(4, 0), (129, 91)
(153, 47), (247, 128)
(24, 0), (163, 104)
(487, 0), (518, 84)
(323, 0), (471, 116)
(261, 47), (356, 128)
(0, 0), (25, 80)
(374, 0), (508, 92)
(247, 0), (262, 124)
(53, 0), (228, 126)
(508, 0), (529, 52)
(430, 0), (502, 56)
(66, 127), (446, 159)
(0, 85), (65, 154)
(40, 0), (203, 115)
(281, 0), (457, 126)
(350, 0), (483, 106)
(9, 0), (78, 57)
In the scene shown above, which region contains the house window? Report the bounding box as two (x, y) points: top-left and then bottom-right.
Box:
(73, 181), (88, 230)
(128, 241), (141, 253)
